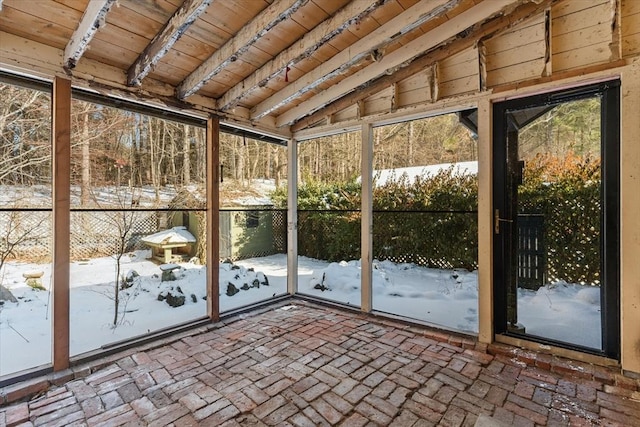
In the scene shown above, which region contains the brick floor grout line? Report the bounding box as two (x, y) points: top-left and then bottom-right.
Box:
(2, 301), (640, 427)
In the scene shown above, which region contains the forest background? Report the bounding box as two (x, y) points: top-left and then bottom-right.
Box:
(1, 82), (601, 286)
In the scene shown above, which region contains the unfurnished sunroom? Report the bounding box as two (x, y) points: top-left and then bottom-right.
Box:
(0, 0), (639, 422)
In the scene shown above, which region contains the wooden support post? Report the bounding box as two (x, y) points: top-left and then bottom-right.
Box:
(52, 76), (71, 371)
(477, 97), (493, 344)
(207, 115), (220, 322)
(163, 248), (172, 264)
(621, 59), (640, 374)
(287, 138), (298, 295)
(361, 123), (373, 313)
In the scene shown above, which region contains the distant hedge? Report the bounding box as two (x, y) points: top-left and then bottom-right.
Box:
(519, 153), (601, 285)
(273, 155), (601, 283)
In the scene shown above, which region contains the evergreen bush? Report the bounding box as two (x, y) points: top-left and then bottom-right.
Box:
(274, 155), (600, 283)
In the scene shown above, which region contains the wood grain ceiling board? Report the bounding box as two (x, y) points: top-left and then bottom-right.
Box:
(0, 0), (563, 134)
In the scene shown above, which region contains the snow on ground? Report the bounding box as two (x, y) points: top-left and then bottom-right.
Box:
(360, 161), (478, 187)
(0, 253), (601, 376)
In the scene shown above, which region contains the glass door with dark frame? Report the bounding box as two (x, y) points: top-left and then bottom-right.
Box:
(493, 82), (620, 358)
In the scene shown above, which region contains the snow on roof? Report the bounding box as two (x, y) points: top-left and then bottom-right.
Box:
(371, 161), (478, 187)
(220, 179), (277, 207)
(141, 226), (196, 245)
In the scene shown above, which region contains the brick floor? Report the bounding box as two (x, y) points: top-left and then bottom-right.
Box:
(1, 300), (639, 426)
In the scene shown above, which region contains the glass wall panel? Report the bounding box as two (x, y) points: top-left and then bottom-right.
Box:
(511, 97), (603, 349)
(69, 98), (207, 356)
(0, 81), (52, 375)
(371, 113), (479, 332)
(219, 133), (288, 312)
(295, 131), (362, 307)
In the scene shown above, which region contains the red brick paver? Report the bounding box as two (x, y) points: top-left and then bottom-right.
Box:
(1, 300), (639, 426)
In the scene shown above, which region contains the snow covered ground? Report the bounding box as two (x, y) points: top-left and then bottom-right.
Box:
(0, 253), (601, 376)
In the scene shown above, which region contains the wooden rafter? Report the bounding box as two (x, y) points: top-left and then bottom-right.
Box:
(176, 0), (310, 100)
(63, 0), (117, 70)
(278, 0), (518, 127)
(291, 0), (554, 132)
(218, 0), (387, 112)
(251, 0), (459, 121)
(127, 0), (214, 87)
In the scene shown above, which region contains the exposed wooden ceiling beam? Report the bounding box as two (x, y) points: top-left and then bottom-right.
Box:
(277, 0), (519, 127)
(176, 0), (310, 100)
(63, 0), (117, 70)
(250, 0), (459, 121)
(127, 0), (214, 87)
(291, 0), (554, 132)
(218, 0), (388, 112)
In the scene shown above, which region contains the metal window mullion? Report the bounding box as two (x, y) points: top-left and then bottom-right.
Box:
(287, 138), (298, 295)
(361, 124), (373, 312)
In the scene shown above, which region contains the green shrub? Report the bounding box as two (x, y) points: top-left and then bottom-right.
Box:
(274, 156), (600, 282)
(519, 153), (601, 284)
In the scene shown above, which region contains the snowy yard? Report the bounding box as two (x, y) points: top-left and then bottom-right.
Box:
(0, 253), (601, 376)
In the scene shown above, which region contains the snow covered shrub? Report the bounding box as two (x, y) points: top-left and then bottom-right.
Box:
(280, 168), (478, 269)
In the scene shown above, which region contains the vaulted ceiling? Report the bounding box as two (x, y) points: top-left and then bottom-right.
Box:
(0, 0), (551, 138)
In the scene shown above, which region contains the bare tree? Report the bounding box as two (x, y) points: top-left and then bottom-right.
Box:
(0, 209), (49, 294)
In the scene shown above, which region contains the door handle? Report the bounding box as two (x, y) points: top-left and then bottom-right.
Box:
(495, 209), (513, 234)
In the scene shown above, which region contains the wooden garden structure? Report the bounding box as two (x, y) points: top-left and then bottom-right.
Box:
(0, 0), (639, 382)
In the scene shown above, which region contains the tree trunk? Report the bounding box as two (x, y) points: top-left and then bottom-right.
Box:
(183, 124), (191, 186)
(149, 118), (158, 202)
(81, 110), (91, 205)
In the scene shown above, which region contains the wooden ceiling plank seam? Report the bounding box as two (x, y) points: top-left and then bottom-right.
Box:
(63, 0), (117, 70)
(176, 0), (311, 99)
(0, 6), (72, 49)
(291, 0), (554, 132)
(116, 0), (179, 25)
(219, 0), (388, 112)
(276, 0), (518, 127)
(251, 0), (460, 121)
(127, 0), (214, 86)
(0, 29), (212, 111)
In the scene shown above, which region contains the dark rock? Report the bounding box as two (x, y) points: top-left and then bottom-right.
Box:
(1, 285), (19, 302)
(165, 289), (185, 307)
(314, 283), (329, 291)
(252, 279), (260, 288)
(226, 282), (239, 296)
(161, 270), (176, 282)
(240, 283), (250, 290)
(191, 294), (197, 303)
(122, 270), (139, 289)
(257, 272), (269, 286)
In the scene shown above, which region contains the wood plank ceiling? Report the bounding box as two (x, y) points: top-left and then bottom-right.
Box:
(0, 0), (549, 137)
